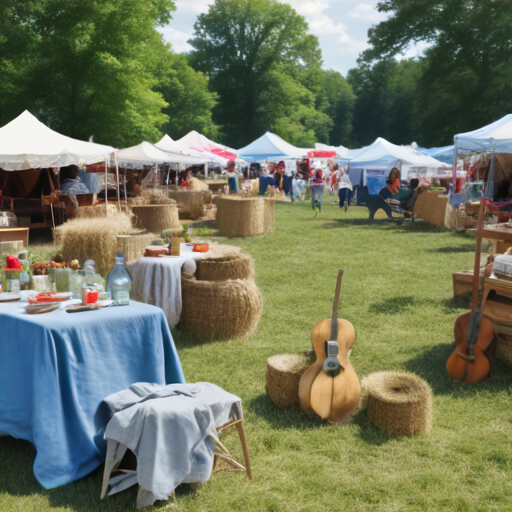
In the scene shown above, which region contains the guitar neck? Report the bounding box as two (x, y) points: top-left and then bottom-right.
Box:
(330, 270), (343, 340)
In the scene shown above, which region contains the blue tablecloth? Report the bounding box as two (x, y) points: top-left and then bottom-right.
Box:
(0, 300), (185, 489)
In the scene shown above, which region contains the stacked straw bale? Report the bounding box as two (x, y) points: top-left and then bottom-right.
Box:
(444, 203), (468, 231)
(132, 204), (180, 233)
(168, 190), (205, 219)
(180, 275), (262, 341)
(196, 250), (255, 282)
(266, 354), (310, 408)
(76, 204), (121, 219)
(188, 177), (209, 191)
(56, 213), (134, 274)
(216, 196), (274, 237)
(117, 233), (155, 263)
(361, 371), (433, 436)
(414, 189), (448, 227)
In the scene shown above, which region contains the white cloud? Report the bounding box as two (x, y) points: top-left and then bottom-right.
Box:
(283, 0), (364, 54)
(158, 26), (194, 53)
(347, 2), (388, 24)
(174, 0), (214, 14)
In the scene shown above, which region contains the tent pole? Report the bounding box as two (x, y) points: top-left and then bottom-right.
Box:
(452, 141), (458, 190)
(104, 160), (108, 215)
(124, 174), (128, 209)
(115, 154), (121, 212)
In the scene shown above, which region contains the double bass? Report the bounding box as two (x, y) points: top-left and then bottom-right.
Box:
(299, 270), (360, 423)
(446, 199), (495, 383)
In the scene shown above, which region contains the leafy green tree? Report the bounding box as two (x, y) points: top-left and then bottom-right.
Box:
(188, 0), (326, 147)
(159, 54), (219, 140)
(359, 0), (512, 145)
(348, 58), (422, 146)
(316, 70), (356, 146)
(0, 0), (219, 149)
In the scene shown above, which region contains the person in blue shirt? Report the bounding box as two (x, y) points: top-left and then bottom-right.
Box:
(60, 165), (90, 195)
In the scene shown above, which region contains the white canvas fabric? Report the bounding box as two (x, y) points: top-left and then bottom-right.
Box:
(155, 135), (206, 165)
(348, 137), (448, 184)
(455, 114), (512, 153)
(0, 110), (115, 170)
(175, 130), (238, 165)
(116, 142), (176, 168)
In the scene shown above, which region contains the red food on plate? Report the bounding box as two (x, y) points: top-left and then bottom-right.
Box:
(28, 293), (72, 304)
(193, 243), (209, 253)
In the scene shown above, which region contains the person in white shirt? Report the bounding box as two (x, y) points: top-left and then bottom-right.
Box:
(337, 164), (353, 212)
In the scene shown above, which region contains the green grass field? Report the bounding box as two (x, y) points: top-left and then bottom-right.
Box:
(2, 199), (512, 512)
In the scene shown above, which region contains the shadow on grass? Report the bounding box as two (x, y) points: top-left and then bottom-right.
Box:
(247, 394), (324, 431)
(171, 327), (221, 348)
(404, 344), (512, 396)
(351, 411), (394, 446)
(426, 244), (475, 254)
(320, 217), (445, 233)
(368, 293), (471, 316)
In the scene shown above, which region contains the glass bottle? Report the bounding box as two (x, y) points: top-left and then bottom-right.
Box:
(106, 253), (131, 305)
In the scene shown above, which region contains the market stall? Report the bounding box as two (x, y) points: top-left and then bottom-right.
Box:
(0, 111), (115, 229)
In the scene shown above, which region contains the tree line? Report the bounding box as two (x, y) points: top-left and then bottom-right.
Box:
(1, 0), (511, 150)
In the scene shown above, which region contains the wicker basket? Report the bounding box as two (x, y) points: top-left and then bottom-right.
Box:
(168, 190), (205, 219)
(266, 354), (310, 408)
(215, 197), (273, 238)
(496, 334), (512, 365)
(180, 275), (262, 341)
(361, 371), (433, 437)
(116, 233), (156, 263)
(131, 204), (180, 234)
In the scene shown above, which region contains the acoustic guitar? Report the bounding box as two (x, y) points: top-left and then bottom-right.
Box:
(446, 199), (495, 383)
(299, 269), (360, 423)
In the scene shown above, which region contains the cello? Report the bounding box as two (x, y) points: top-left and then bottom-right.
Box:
(446, 199), (495, 383)
(299, 269), (360, 423)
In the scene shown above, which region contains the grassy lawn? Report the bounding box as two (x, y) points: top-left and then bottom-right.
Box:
(2, 199), (512, 511)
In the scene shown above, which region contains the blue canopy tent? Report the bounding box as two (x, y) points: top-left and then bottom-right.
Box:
(237, 132), (308, 161)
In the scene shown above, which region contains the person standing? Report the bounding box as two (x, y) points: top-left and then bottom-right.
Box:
(226, 160), (238, 193)
(337, 166), (353, 212)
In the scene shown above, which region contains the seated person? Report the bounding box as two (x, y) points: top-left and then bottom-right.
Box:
(60, 165), (90, 195)
(259, 172), (275, 195)
(379, 168), (401, 200)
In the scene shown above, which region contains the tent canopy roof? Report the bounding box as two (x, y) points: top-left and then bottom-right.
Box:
(455, 114), (512, 153)
(418, 145), (455, 165)
(0, 110), (115, 170)
(175, 130), (238, 163)
(238, 131), (309, 161)
(116, 142), (174, 168)
(154, 135), (207, 165)
(348, 137), (448, 183)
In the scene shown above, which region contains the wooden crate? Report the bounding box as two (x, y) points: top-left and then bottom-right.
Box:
(452, 269), (484, 296)
(0, 227), (29, 246)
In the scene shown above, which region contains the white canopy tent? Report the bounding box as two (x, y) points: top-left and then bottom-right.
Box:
(0, 110), (115, 171)
(452, 115), (512, 198)
(116, 142), (177, 169)
(154, 135), (207, 165)
(175, 130), (239, 166)
(238, 131), (309, 161)
(348, 137), (448, 185)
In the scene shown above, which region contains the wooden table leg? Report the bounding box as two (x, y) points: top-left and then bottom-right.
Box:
(235, 420), (252, 481)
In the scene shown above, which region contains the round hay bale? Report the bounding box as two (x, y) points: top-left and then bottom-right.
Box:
(263, 198), (275, 234)
(196, 251), (255, 282)
(266, 354), (309, 408)
(180, 276), (262, 341)
(168, 190), (205, 219)
(361, 371), (433, 436)
(216, 197), (267, 237)
(132, 204), (180, 233)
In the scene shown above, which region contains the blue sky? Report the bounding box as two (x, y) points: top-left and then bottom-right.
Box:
(158, 0), (391, 76)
